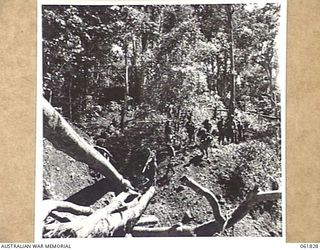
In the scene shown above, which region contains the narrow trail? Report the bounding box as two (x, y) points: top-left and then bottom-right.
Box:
(43, 108), (282, 237)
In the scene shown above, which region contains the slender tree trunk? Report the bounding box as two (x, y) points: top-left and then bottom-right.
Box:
(223, 50), (228, 97)
(121, 38), (129, 131)
(209, 56), (216, 92)
(68, 81), (73, 121)
(139, 33), (147, 104)
(266, 65), (277, 116)
(132, 35), (138, 94)
(226, 4), (236, 119)
(83, 64), (89, 113)
(216, 54), (221, 96)
(268, 65), (272, 93)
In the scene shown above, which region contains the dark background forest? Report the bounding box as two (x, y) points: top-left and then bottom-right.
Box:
(42, 3), (281, 123)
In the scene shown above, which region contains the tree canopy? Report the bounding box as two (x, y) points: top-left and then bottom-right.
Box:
(42, 3), (281, 122)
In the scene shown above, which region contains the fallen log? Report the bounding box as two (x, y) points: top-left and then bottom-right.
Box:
(131, 177), (281, 237)
(43, 187), (156, 238)
(48, 207), (159, 228)
(42, 97), (133, 191)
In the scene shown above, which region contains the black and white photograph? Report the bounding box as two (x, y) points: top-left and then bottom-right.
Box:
(38, 0), (286, 240)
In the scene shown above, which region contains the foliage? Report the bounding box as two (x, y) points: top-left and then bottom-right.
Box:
(218, 140), (281, 201)
(42, 4), (281, 121)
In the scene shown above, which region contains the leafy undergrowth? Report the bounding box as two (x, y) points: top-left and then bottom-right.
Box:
(43, 107), (282, 237)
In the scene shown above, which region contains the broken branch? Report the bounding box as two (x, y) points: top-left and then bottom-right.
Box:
(132, 178), (282, 237)
(180, 175), (225, 224)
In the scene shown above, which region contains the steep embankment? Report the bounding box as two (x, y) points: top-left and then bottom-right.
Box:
(43, 109), (282, 237)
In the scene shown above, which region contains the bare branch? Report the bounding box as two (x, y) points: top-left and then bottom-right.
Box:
(132, 185), (282, 237)
(180, 176), (225, 224)
(226, 189), (282, 228)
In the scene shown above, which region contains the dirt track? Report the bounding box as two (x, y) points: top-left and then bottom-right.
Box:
(43, 114), (282, 237)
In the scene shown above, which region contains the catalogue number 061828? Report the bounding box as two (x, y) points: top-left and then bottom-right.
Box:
(300, 244), (319, 249)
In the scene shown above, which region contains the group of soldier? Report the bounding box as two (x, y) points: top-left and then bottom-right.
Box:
(134, 112), (248, 187)
(216, 116), (246, 144)
(94, 104), (248, 187)
(165, 111), (247, 150)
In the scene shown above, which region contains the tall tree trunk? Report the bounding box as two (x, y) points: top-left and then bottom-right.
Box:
(268, 65), (272, 93)
(131, 35), (138, 93)
(209, 56), (216, 92)
(216, 54), (222, 96)
(266, 65), (277, 116)
(226, 4), (236, 119)
(82, 64), (89, 113)
(223, 50), (228, 97)
(138, 31), (147, 104)
(121, 38), (129, 132)
(68, 81), (73, 121)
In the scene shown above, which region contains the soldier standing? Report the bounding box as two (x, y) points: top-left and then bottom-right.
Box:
(185, 118), (196, 143)
(217, 117), (225, 145)
(202, 119), (213, 133)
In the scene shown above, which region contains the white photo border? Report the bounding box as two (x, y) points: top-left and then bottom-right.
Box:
(36, 1), (287, 249)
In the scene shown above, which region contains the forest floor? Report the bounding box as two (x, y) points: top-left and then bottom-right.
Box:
(43, 106), (282, 237)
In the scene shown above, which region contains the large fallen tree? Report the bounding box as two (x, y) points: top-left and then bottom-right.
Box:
(43, 97), (133, 191)
(43, 176), (281, 238)
(43, 187), (156, 238)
